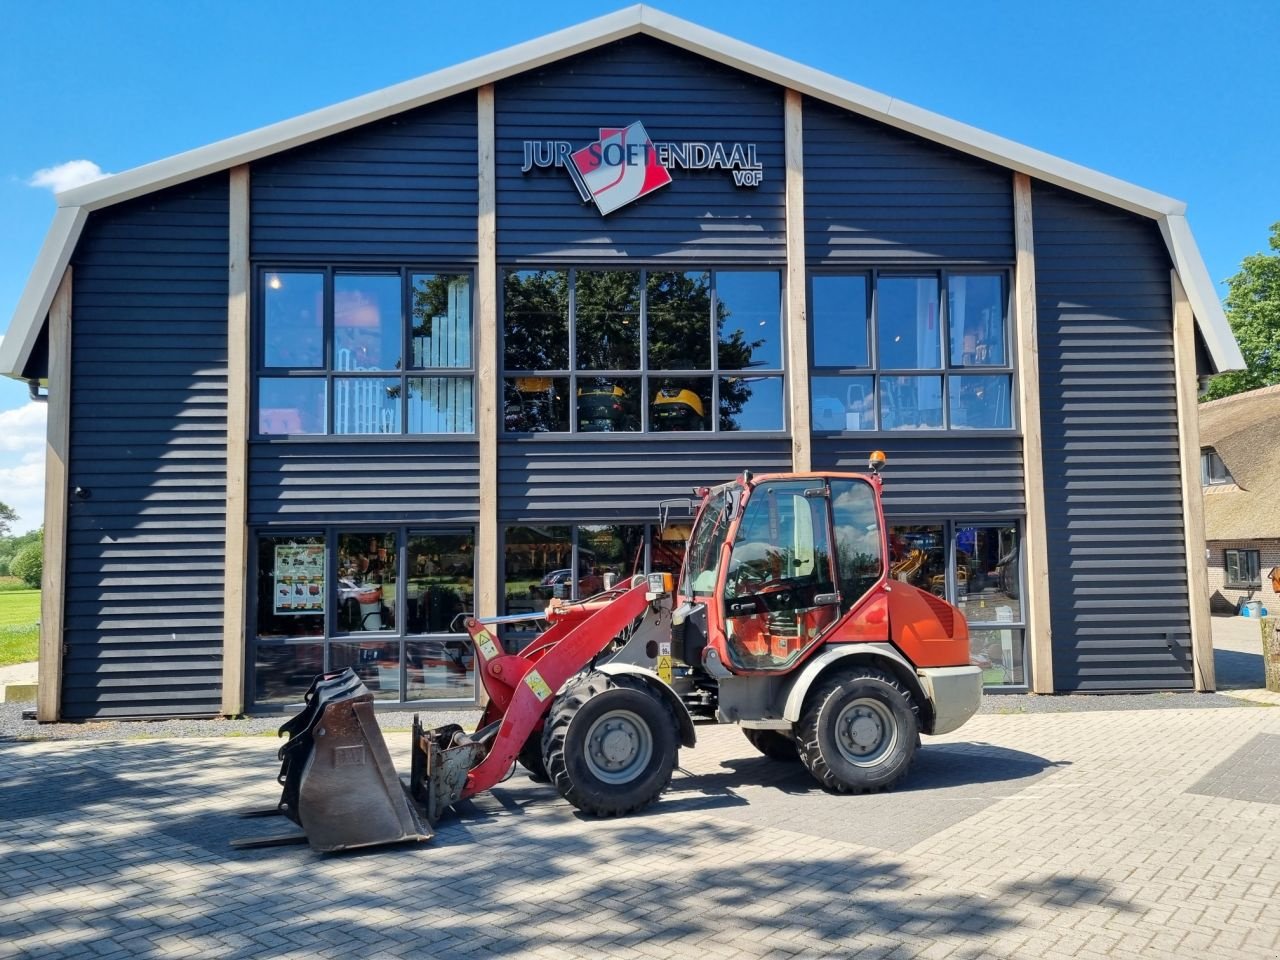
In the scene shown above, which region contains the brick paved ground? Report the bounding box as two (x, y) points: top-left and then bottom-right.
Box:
(3, 704), (1279, 959)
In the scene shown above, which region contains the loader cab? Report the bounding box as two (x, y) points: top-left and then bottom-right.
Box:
(681, 473), (886, 674)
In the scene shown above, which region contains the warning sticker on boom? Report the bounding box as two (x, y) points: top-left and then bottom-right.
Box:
(657, 656), (673, 683)
(474, 629), (500, 662)
(524, 669), (553, 702)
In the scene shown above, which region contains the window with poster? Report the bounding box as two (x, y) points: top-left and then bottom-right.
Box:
(249, 527), (476, 709)
(888, 520), (1025, 687)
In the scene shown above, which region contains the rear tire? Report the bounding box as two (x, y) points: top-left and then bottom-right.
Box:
(797, 667), (919, 794)
(542, 672), (679, 816)
(742, 727), (799, 762)
(517, 731), (549, 782)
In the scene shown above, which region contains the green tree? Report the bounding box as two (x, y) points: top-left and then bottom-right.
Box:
(0, 502), (16, 539)
(1202, 222), (1280, 401)
(10, 541), (42, 588)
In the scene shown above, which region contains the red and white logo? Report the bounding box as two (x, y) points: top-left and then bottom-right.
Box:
(565, 122), (672, 215)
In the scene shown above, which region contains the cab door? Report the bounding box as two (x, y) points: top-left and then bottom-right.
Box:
(721, 479), (840, 671)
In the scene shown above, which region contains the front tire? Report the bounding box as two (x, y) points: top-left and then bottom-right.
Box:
(743, 727), (799, 762)
(797, 667), (919, 794)
(542, 672), (679, 816)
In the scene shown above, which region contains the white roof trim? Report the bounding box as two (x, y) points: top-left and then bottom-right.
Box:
(3, 3), (1243, 378)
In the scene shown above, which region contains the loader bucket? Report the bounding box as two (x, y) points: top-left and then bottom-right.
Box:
(274, 668), (432, 853)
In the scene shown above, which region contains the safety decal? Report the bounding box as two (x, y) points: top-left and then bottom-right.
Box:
(524, 669), (553, 702)
(657, 656), (673, 684)
(474, 629), (501, 662)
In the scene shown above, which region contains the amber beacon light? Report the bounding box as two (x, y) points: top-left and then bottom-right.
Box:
(868, 450), (887, 474)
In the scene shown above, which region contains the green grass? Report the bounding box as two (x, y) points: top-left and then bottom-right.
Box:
(0, 588), (39, 667)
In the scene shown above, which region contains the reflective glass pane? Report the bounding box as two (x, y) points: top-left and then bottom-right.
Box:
(647, 271), (711, 370)
(406, 639), (475, 700)
(411, 274), (471, 368)
(948, 274), (1006, 366)
(578, 524), (647, 596)
(504, 525), (572, 615)
(504, 270), (569, 370)
(258, 378), (326, 435)
(330, 640), (401, 700)
(650, 377), (711, 432)
(877, 277), (941, 369)
(955, 525), (1021, 624)
(407, 531), (474, 634)
(409, 377), (473, 433)
(335, 274), (402, 372)
(334, 377), (401, 434)
(263, 272), (324, 368)
(971, 628), (1025, 686)
(335, 532), (397, 633)
(720, 375), (783, 431)
(253, 642), (324, 705)
(811, 274), (869, 368)
(948, 375), (1012, 429)
(880, 375), (943, 430)
(829, 479), (883, 613)
(575, 271), (641, 370)
(577, 377), (640, 432)
(811, 375), (874, 431)
(716, 271), (781, 370)
(504, 376), (569, 433)
(650, 523), (689, 577)
(256, 535), (325, 639)
(889, 524), (946, 595)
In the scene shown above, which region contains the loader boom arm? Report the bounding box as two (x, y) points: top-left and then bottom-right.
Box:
(452, 578), (660, 801)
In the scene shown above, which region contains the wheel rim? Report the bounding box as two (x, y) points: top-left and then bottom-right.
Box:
(583, 708), (653, 784)
(833, 697), (896, 766)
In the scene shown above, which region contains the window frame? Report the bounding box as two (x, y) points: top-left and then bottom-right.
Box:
(253, 265), (478, 439)
(1201, 449), (1232, 486)
(808, 267), (1017, 435)
(1224, 548), (1261, 589)
(247, 524), (479, 710)
(499, 266), (788, 436)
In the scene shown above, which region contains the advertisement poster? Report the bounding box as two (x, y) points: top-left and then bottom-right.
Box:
(274, 544), (325, 616)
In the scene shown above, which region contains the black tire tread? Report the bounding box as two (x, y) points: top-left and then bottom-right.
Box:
(517, 730), (550, 782)
(797, 666), (919, 794)
(742, 727), (800, 762)
(542, 671), (679, 817)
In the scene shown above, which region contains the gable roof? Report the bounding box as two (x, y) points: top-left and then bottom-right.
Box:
(0, 3), (1244, 380)
(1198, 385), (1280, 540)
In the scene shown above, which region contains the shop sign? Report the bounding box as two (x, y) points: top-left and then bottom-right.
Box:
(274, 544), (325, 615)
(521, 121), (763, 215)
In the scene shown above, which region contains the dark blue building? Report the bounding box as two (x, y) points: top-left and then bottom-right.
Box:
(0, 6), (1241, 720)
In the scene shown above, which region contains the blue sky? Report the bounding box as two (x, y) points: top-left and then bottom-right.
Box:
(0, 0), (1276, 533)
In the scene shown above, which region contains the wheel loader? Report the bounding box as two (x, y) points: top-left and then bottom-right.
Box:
(243, 453), (983, 852)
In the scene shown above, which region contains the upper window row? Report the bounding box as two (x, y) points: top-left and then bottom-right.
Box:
(257, 269), (474, 436)
(502, 269), (784, 434)
(810, 272), (1014, 432)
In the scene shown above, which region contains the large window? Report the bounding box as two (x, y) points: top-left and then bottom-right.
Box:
(890, 520), (1025, 687)
(810, 271), (1013, 432)
(502, 268), (784, 434)
(257, 269), (474, 436)
(251, 528), (476, 707)
(1225, 549), (1261, 589)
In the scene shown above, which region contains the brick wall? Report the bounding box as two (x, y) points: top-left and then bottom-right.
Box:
(1206, 539), (1280, 614)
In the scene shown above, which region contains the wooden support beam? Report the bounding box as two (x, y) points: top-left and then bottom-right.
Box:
(221, 165), (251, 716)
(784, 89), (811, 472)
(1172, 270), (1215, 691)
(476, 85), (499, 623)
(37, 267), (72, 722)
(1012, 173), (1055, 694)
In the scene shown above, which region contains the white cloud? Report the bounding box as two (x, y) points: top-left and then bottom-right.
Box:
(27, 159), (110, 194)
(0, 401), (47, 534)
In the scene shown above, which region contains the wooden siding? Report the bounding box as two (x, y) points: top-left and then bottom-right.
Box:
(64, 175), (230, 719)
(1033, 181), (1192, 691)
(250, 93), (478, 263)
(812, 437), (1025, 520)
(495, 36), (785, 263)
(803, 97), (1013, 265)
